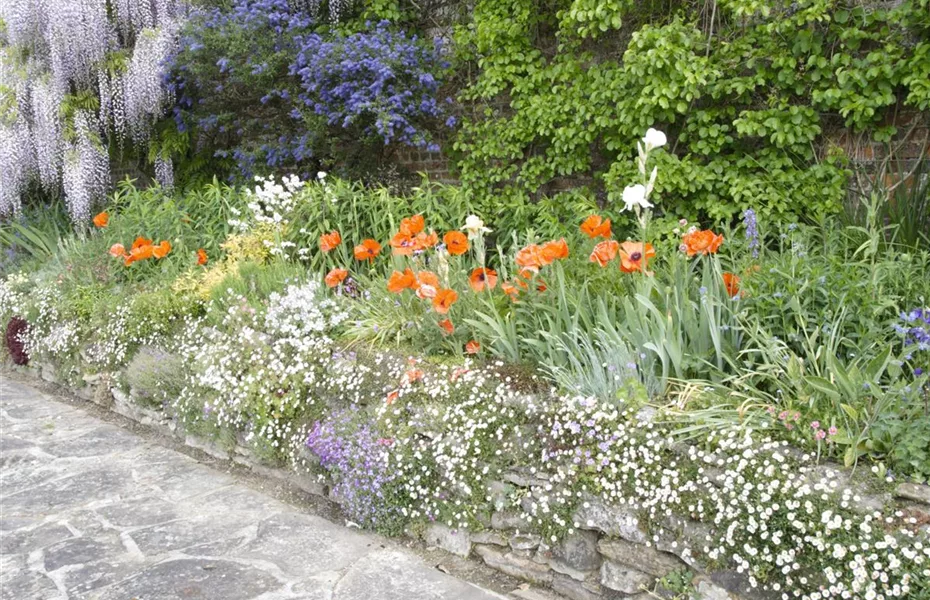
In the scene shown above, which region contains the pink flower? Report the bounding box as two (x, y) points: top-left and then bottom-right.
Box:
(810, 421), (820, 429)
(815, 429), (827, 440)
(828, 426), (838, 436)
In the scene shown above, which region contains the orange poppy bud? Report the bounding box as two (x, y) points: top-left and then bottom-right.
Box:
(618, 241), (656, 274)
(320, 230), (342, 253)
(681, 229), (724, 256)
(92, 211), (109, 228)
(443, 231), (469, 256)
(353, 239), (382, 261)
(387, 268), (418, 293)
(580, 215), (611, 239)
(325, 268), (348, 288)
(153, 240), (172, 259)
(465, 340), (480, 354)
(590, 240), (620, 267)
(723, 272), (741, 298)
(438, 319), (454, 335)
(432, 288), (458, 314)
(197, 248), (208, 265)
(469, 267), (498, 293)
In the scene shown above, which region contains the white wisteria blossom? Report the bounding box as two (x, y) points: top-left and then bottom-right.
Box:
(0, 0), (186, 223)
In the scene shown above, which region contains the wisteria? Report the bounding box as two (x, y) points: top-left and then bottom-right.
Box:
(0, 0), (186, 223)
(62, 112), (110, 224)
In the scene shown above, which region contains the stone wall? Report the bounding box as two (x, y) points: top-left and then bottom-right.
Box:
(15, 360), (930, 600)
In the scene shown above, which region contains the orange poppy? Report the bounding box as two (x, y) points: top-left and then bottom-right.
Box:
(443, 231), (469, 255)
(197, 248), (208, 265)
(682, 229), (724, 256)
(353, 239), (382, 261)
(131, 236), (153, 250)
(153, 240), (172, 259)
(416, 284), (437, 300)
(414, 231), (438, 251)
(320, 230), (342, 253)
(501, 281), (520, 301)
(541, 238), (569, 262)
(469, 267), (498, 292)
(432, 288), (458, 314)
(386, 390), (399, 405)
(416, 272), (440, 298)
(325, 268), (349, 288)
(438, 319), (454, 335)
(515, 244), (546, 272)
(417, 271), (440, 288)
(109, 243), (127, 258)
(92, 211), (109, 228)
(723, 272), (741, 298)
(387, 268), (418, 293)
(580, 215), (611, 239)
(390, 232), (416, 256)
(125, 242), (154, 266)
(400, 214), (425, 236)
(465, 340), (481, 354)
(404, 368), (425, 384)
(590, 240), (620, 267)
(618, 241), (656, 273)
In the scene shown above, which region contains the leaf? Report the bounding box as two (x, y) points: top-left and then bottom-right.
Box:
(840, 403), (859, 421)
(806, 376), (841, 401)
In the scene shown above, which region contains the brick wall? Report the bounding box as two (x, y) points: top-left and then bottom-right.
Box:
(393, 146), (458, 184)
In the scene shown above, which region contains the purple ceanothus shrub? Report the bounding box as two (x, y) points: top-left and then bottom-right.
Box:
(292, 21), (450, 151)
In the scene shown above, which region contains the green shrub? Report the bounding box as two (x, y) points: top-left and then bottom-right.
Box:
(125, 346), (186, 408)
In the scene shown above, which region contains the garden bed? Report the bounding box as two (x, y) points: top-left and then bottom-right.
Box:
(8, 350), (930, 600)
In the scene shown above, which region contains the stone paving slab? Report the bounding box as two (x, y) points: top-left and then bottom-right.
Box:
(0, 376), (506, 600)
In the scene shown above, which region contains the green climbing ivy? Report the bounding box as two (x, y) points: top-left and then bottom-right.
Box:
(450, 0), (930, 223)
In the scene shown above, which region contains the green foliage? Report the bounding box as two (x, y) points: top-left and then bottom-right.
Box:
(0, 201), (70, 266)
(452, 0), (929, 222)
(125, 346), (186, 408)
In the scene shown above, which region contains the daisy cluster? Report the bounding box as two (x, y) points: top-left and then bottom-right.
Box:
(525, 395), (928, 598)
(228, 175), (307, 259)
(173, 281), (349, 461)
(8, 284), (81, 362)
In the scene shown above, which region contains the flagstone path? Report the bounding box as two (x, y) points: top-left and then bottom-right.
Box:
(0, 376), (512, 600)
